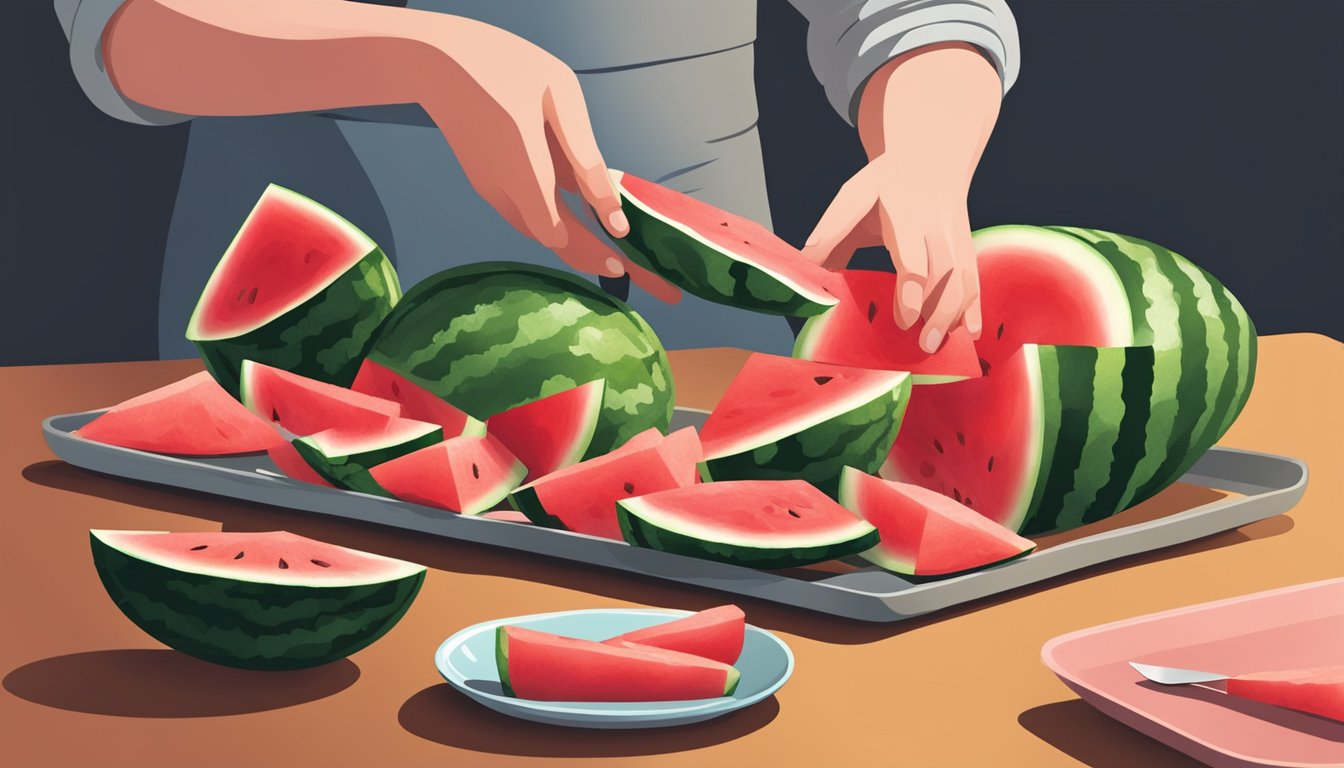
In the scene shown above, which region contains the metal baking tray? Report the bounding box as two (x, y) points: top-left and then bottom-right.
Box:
(42, 408), (1308, 623)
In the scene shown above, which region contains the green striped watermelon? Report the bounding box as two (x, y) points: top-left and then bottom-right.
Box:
(90, 529), (425, 670)
(187, 185), (401, 397)
(368, 263), (673, 458)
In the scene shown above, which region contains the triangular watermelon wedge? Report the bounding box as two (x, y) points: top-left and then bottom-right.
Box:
(292, 417), (443, 495)
(78, 371), (284, 455)
(266, 442), (335, 487)
(604, 605), (745, 665)
(838, 467), (1035, 576)
(484, 379), (604, 481)
(368, 433), (526, 514)
(351, 359), (483, 438)
(239, 360), (400, 435)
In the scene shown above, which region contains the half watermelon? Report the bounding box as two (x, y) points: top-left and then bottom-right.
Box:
(187, 185), (401, 397)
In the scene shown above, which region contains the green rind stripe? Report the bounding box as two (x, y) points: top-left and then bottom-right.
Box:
(1047, 226), (1154, 347)
(1053, 347), (1127, 532)
(509, 485), (569, 530)
(1214, 289), (1257, 441)
(1021, 346), (1062, 531)
(1023, 346), (1096, 534)
(1084, 345), (1157, 522)
(293, 425), (443, 495)
(91, 535), (422, 670)
(699, 377), (911, 499)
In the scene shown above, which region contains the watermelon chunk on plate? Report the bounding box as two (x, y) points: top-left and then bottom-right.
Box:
(604, 605), (745, 665)
(838, 467), (1035, 576)
(77, 371), (283, 455)
(239, 360), (400, 435)
(484, 379), (605, 481)
(369, 433), (527, 515)
(1225, 666), (1344, 722)
(352, 359), (483, 438)
(292, 417), (443, 495)
(618, 480), (880, 569)
(497, 625), (739, 701)
(265, 442), (334, 487)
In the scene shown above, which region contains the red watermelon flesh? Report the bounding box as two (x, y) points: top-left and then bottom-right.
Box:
(266, 442), (335, 487)
(78, 371), (284, 455)
(484, 379), (604, 481)
(1226, 667), (1344, 722)
(839, 468), (1034, 576)
(239, 361), (399, 436)
(498, 625), (739, 701)
(604, 605), (745, 665)
(615, 427), (667, 454)
(368, 434), (526, 515)
(795, 270), (981, 380)
(659, 428), (703, 486)
(352, 359), (481, 438)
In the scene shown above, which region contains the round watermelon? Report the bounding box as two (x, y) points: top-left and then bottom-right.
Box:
(368, 262), (674, 457)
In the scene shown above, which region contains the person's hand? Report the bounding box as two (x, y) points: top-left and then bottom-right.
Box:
(421, 18), (679, 302)
(801, 43), (1001, 352)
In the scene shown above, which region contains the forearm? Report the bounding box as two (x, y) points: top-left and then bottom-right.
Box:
(856, 43), (1002, 193)
(103, 0), (467, 117)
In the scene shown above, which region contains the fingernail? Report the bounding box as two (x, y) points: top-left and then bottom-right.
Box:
(608, 210), (629, 236)
(923, 327), (943, 353)
(604, 257), (626, 277)
(804, 233), (820, 248)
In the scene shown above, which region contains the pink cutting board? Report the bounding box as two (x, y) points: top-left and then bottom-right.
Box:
(1042, 579), (1344, 767)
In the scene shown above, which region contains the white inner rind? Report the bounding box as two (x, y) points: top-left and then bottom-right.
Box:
(299, 419), (440, 459)
(703, 371), (910, 460)
(1000, 344), (1047, 532)
(91, 529), (426, 588)
(556, 381), (606, 469)
(610, 170), (838, 308)
(621, 498), (876, 550)
(186, 184), (379, 341)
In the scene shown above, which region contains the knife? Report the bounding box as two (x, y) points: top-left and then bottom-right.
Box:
(1129, 662), (1344, 722)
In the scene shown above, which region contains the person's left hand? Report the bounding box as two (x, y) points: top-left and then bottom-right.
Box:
(801, 43), (1003, 353)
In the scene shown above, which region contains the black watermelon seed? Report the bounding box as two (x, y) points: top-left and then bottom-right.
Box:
(271, 407), (280, 422)
(987, 456), (996, 472)
(247, 287), (258, 304)
(623, 482), (635, 494)
(390, 381), (400, 397)
(189, 545), (208, 551)
(933, 439), (944, 454)
(311, 559), (331, 568)
(867, 302), (878, 322)
(720, 221), (729, 227)
(471, 463), (480, 479)
(956, 431), (966, 446)
(235, 289), (246, 302)
(234, 551), (244, 560)
(278, 558), (289, 570)
(813, 376), (834, 385)
(919, 461), (937, 478)
(979, 357), (991, 376)
(787, 509), (801, 518)
(953, 488), (963, 503)
(996, 322), (1005, 340)
(964, 497), (973, 508)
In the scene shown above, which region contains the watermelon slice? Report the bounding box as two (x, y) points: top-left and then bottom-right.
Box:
(484, 379), (604, 481)
(510, 428), (697, 540)
(90, 529), (424, 669)
(1225, 666), (1344, 722)
(187, 184), (402, 397)
(794, 270), (981, 382)
(239, 360), (400, 435)
(266, 442), (335, 487)
(618, 480), (880, 569)
(77, 371), (283, 455)
(292, 418), (443, 495)
(604, 605), (745, 665)
(698, 353), (911, 498)
(368, 434), (526, 514)
(610, 170), (840, 317)
(351, 359), (483, 438)
(838, 467), (1034, 576)
(497, 625), (739, 701)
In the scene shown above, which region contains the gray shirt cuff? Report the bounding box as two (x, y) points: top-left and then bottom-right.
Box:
(792, 0), (1021, 125)
(57, 0), (192, 125)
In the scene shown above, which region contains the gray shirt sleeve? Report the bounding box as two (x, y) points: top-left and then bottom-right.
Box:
(788, 0), (1020, 125)
(55, 0), (191, 125)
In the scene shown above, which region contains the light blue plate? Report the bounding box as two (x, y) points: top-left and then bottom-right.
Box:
(434, 608), (793, 729)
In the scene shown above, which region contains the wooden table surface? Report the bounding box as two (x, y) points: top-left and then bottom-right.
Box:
(3, 334), (1341, 767)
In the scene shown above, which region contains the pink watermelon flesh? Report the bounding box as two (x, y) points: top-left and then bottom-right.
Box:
(1226, 667), (1344, 722)
(478, 509), (532, 523)
(798, 270), (981, 379)
(78, 371), (284, 455)
(368, 433), (526, 515)
(616, 171), (840, 306)
(659, 428), (703, 487)
(351, 359), (479, 437)
(91, 529), (424, 587)
(240, 361), (399, 436)
(188, 187), (373, 339)
(484, 379), (604, 481)
(615, 427), (667, 454)
(266, 442), (335, 487)
(500, 625), (737, 701)
(840, 469), (1034, 576)
(604, 605), (745, 665)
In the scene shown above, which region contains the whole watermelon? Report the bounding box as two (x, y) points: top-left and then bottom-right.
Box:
(368, 263), (674, 457)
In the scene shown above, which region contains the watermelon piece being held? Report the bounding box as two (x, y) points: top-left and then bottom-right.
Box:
(610, 170), (840, 317)
(90, 529), (425, 670)
(368, 433), (527, 515)
(497, 625), (740, 701)
(838, 467), (1034, 577)
(352, 359), (484, 439)
(605, 605), (746, 665)
(618, 480), (880, 569)
(699, 353), (911, 498)
(187, 184), (402, 397)
(484, 379), (605, 482)
(77, 371), (283, 455)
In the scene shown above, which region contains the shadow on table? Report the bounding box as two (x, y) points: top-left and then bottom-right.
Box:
(397, 683), (777, 756)
(1018, 700), (1203, 767)
(3, 649), (359, 717)
(22, 461), (1293, 646)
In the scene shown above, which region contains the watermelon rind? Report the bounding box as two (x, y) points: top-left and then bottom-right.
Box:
(187, 186), (402, 398)
(89, 530), (425, 670)
(701, 371), (912, 499)
(496, 626), (514, 697)
(368, 262), (673, 458)
(292, 419), (443, 495)
(610, 170), (838, 317)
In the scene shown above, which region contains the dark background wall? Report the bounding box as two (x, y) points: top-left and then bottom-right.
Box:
(2, 0), (1341, 366)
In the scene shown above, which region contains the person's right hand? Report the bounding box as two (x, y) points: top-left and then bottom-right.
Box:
(421, 18), (679, 302)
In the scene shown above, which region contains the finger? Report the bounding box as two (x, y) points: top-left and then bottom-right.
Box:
(802, 172), (876, 269)
(959, 239), (983, 339)
(921, 267), (967, 354)
(881, 208), (927, 330)
(511, 122), (568, 249)
(552, 205), (626, 278)
(544, 83), (628, 238)
(626, 260), (682, 304)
